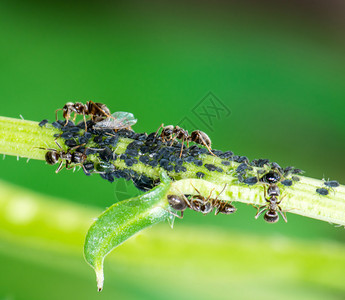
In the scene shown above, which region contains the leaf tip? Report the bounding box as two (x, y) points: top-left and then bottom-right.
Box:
(96, 266), (104, 292)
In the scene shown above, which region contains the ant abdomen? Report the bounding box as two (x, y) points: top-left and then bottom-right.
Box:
(264, 211), (279, 223)
(45, 151), (60, 165)
(167, 194), (188, 211)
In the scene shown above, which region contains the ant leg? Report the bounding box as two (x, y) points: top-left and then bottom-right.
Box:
(80, 164), (90, 175)
(83, 113), (88, 132)
(55, 109), (62, 121)
(190, 182), (203, 196)
(196, 132), (216, 157)
(162, 208), (183, 219)
(263, 185), (270, 203)
(54, 140), (63, 150)
(181, 194), (191, 208)
(154, 123), (164, 137)
(90, 101), (113, 119)
(255, 206), (267, 219)
(214, 183), (228, 202)
(36, 147), (56, 152)
(55, 161), (64, 173)
(276, 194), (287, 205)
(278, 206), (288, 222)
(179, 137), (185, 158)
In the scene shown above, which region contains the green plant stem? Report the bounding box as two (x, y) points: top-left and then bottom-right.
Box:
(0, 116), (344, 226)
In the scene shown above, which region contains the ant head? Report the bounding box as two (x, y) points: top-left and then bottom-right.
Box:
(64, 102), (74, 108)
(261, 171), (281, 184)
(167, 195), (187, 211)
(162, 125), (174, 134)
(264, 210), (279, 223)
(62, 102), (75, 118)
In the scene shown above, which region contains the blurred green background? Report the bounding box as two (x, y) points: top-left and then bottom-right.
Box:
(0, 1), (344, 299)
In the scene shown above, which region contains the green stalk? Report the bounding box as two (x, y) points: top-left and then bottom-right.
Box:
(0, 116), (344, 226)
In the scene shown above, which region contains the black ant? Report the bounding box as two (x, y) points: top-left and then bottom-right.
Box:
(190, 183), (236, 215)
(37, 141), (87, 173)
(167, 192), (213, 217)
(255, 169), (287, 223)
(55, 101), (112, 130)
(255, 184), (287, 223)
(155, 124), (215, 157)
(167, 183), (235, 218)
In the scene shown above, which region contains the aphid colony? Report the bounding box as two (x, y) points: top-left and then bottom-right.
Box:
(38, 101), (341, 224)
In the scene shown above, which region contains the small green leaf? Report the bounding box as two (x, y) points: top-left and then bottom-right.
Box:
(84, 171), (172, 291)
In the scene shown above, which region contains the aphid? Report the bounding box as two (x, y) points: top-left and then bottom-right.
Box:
(283, 166), (294, 176)
(236, 163), (249, 174)
(324, 180), (339, 188)
(316, 188), (329, 196)
(93, 111), (137, 131)
(253, 158), (270, 167)
(281, 179), (293, 187)
(204, 164), (217, 172)
(196, 172), (205, 178)
(244, 176), (258, 186)
(291, 176), (300, 182)
(64, 139), (78, 148)
(38, 119), (49, 127)
(255, 184), (287, 223)
(291, 168), (304, 175)
(94, 161), (116, 173)
(193, 159), (203, 167)
(271, 162), (283, 173)
(38, 141), (87, 173)
(55, 101), (111, 129)
(99, 146), (116, 162)
(132, 174), (155, 191)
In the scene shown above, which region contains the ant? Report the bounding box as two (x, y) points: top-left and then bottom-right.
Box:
(255, 169), (287, 223)
(155, 124), (215, 157)
(167, 183), (235, 218)
(55, 101), (112, 130)
(255, 183), (287, 223)
(37, 140), (87, 173)
(167, 193), (213, 217)
(190, 183), (236, 215)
